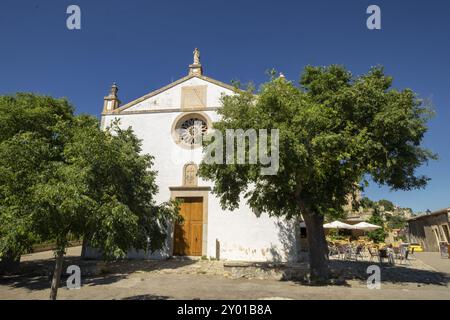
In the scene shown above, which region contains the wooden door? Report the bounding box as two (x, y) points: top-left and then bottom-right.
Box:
(173, 197), (203, 256)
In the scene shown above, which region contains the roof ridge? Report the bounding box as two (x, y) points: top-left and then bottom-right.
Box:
(106, 74), (237, 115)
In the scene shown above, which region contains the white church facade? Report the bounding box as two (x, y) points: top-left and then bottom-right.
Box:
(96, 50), (300, 262)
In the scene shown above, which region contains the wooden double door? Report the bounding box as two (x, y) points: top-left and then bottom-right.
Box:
(173, 197), (203, 256)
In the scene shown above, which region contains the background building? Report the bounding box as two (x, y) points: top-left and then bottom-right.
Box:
(407, 208), (450, 252)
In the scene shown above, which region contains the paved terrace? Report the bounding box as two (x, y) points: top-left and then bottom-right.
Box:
(0, 246), (449, 300)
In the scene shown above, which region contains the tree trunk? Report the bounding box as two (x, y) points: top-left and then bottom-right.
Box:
(49, 250), (64, 300)
(303, 213), (330, 281)
(81, 238), (87, 259)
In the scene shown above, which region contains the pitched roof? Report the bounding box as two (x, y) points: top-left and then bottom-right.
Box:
(407, 207), (450, 221)
(109, 74), (237, 115)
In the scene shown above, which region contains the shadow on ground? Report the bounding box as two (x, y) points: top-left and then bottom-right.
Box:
(2, 253), (448, 293)
(0, 255), (196, 291)
(286, 259), (449, 287)
(121, 294), (171, 300)
(0, 275), (51, 291)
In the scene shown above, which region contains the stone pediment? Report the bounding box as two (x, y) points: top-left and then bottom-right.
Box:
(105, 74), (236, 115)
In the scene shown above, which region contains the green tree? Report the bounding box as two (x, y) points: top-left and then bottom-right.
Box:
(0, 93), (74, 270)
(377, 199), (395, 211)
(199, 66), (435, 280)
(386, 215), (407, 230)
(0, 94), (179, 299)
(359, 196), (375, 209)
(367, 209), (387, 243)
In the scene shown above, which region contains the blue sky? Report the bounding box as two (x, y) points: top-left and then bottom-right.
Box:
(0, 0), (449, 213)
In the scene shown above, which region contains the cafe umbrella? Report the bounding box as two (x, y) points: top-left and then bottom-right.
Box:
(323, 220), (356, 240)
(353, 222), (382, 231)
(323, 220), (356, 230)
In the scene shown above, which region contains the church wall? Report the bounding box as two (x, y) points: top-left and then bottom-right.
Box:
(206, 194), (300, 262)
(102, 111), (298, 262)
(99, 69), (301, 262)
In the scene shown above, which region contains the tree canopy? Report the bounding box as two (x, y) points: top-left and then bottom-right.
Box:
(199, 65), (435, 279)
(377, 199), (395, 212)
(0, 93), (179, 297)
(367, 209), (387, 243)
(0, 93), (74, 259)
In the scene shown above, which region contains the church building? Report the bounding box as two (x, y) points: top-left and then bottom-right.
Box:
(97, 49), (300, 262)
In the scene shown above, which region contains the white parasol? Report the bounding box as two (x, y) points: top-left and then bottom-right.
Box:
(352, 222), (382, 231)
(323, 220), (356, 230)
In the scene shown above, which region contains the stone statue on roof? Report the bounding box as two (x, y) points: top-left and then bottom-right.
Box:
(193, 48), (200, 65)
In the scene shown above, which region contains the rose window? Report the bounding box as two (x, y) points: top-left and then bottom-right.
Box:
(178, 117), (208, 146)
